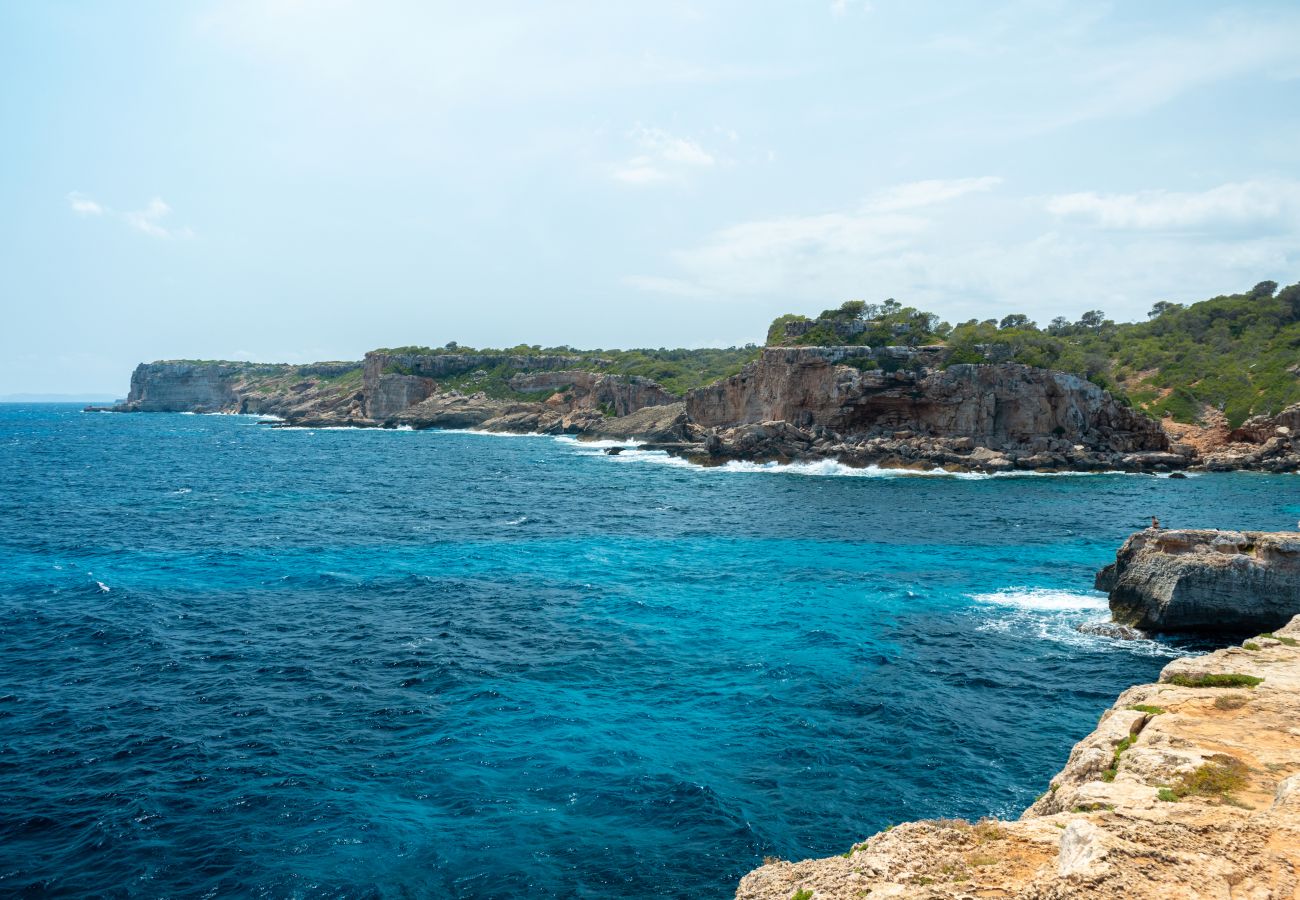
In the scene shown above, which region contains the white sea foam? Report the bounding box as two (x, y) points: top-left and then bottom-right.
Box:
(971, 587), (1108, 611)
(172, 487), (192, 495)
(591, 449), (992, 478)
(501, 515), (529, 526)
(553, 435), (646, 449)
(971, 587), (1187, 657)
(96, 581), (110, 593)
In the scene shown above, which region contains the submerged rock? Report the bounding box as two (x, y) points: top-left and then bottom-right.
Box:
(1075, 621), (1146, 641)
(1097, 528), (1300, 632)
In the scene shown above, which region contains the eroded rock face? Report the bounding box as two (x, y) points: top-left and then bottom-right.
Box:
(109, 361), (367, 423)
(1098, 529), (1300, 632)
(1229, 402), (1300, 444)
(687, 348), (1166, 453)
(509, 371), (677, 417)
(121, 362), (242, 412)
(736, 615), (1300, 900)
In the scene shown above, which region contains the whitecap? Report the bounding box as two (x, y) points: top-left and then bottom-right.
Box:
(970, 587), (1188, 658)
(553, 436), (645, 449)
(501, 515), (528, 526)
(96, 581), (110, 593)
(971, 587), (1108, 612)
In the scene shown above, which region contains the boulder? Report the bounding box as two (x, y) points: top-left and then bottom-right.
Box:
(1097, 528), (1300, 632)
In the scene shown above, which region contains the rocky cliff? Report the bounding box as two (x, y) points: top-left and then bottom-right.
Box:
(684, 347), (1172, 472)
(1097, 529), (1300, 632)
(108, 360), (367, 422)
(737, 615), (1300, 899)
(98, 346), (1298, 473)
(361, 351), (598, 420)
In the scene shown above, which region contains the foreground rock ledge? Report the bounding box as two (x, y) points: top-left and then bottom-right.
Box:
(1098, 529), (1300, 632)
(736, 615), (1300, 899)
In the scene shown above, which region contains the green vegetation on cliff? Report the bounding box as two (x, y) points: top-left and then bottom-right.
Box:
(768, 280), (1300, 427)
(373, 344), (760, 397)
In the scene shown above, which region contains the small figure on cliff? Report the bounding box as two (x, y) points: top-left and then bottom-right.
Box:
(1151, 516), (1161, 530)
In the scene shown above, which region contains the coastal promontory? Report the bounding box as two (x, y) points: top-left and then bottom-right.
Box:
(736, 615), (1300, 899)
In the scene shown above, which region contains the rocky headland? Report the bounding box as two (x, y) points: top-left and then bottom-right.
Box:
(1098, 529), (1300, 633)
(91, 346), (1300, 473)
(737, 614), (1300, 899)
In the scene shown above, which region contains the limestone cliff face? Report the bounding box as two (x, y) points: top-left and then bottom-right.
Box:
(123, 362), (242, 412)
(686, 347), (1165, 453)
(1097, 529), (1300, 632)
(112, 361), (366, 423)
(361, 351), (597, 420)
(508, 370), (676, 417)
(737, 615), (1300, 900)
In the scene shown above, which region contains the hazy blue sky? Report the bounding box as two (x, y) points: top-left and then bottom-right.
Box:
(3, 1), (1299, 394)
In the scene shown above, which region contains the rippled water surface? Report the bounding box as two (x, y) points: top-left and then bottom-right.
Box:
(2, 405), (1295, 897)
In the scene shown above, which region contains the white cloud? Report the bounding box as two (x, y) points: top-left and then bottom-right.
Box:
(122, 198), (193, 239)
(624, 177), (1300, 321)
(611, 124), (715, 185)
(67, 192), (104, 216)
(830, 0), (873, 17)
(1046, 180), (1300, 231)
(66, 193), (193, 239)
(621, 274), (717, 299)
(866, 177), (1002, 213)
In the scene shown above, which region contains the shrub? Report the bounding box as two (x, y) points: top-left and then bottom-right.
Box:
(1161, 755), (1249, 802)
(1214, 695), (1249, 710)
(1163, 673), (1263, 689)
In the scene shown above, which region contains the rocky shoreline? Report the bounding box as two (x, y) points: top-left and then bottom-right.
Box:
(737, 615), (1300, 899)
(89, 347), (1300, 474)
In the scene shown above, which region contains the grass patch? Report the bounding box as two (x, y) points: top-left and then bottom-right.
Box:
(1164, 673), (1263, 689)
(972, 819), (1006, 842)
(968, 853), (998, 867)
(1157, 787), (1179, 802)
(1260, 632), (1298, 646)
(1213, 694), (1250, 710)
(1101, 734), (1136, 782)
(1243, 642), (1261, 651)
(1128, 704), (1166, 715)
(792, 889), (814, 900)
(1160, 755), (1250, 803)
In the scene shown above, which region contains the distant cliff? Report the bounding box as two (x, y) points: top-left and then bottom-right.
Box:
(96, 343), (1299, 473)
(683, 347), (1174, 473)
(114, 360), (365, 419)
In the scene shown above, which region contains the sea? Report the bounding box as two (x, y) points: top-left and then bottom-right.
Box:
(1, 404), (1294, 897)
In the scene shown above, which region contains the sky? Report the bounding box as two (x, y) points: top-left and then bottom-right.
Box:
(2, 1), (1299, 395)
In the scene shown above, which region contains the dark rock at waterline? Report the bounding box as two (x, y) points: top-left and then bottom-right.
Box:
(604, 446), (624, 455)
(1076, 621), (1147, 641)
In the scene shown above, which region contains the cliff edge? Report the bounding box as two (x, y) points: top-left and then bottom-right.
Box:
(736, 615), (1300, 899)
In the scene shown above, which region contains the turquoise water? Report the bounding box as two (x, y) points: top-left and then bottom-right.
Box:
(1, 405), (1294, 897)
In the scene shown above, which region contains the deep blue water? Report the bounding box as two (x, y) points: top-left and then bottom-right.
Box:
(1, 405), (1295, 898)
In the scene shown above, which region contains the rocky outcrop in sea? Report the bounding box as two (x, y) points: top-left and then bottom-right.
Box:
(736, 615), (1300, 899)
(1097, 528), (1300, 633)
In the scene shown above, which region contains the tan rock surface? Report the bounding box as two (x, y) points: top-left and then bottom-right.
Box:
(736, 615), (1300, 899)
